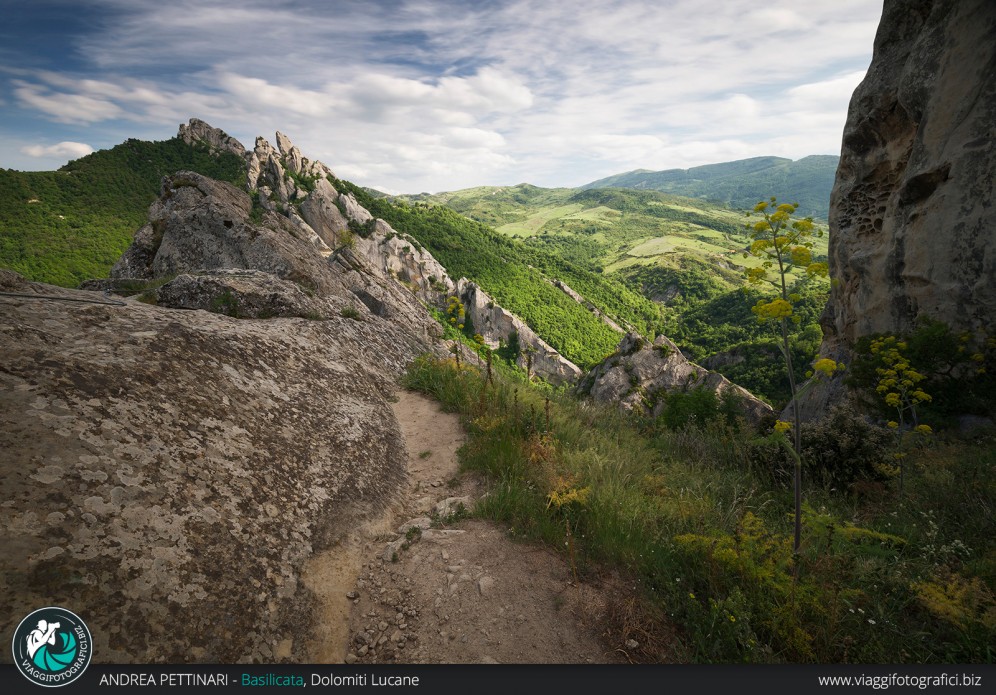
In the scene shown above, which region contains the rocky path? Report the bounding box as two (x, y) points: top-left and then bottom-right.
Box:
(306, 389), (620, 664)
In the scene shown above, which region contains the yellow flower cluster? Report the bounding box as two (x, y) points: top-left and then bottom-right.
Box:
(773, 420), (792, 434)
(547, 485), (591, 510)
(752, 298), (793, 321)
(812, 358), (842, 378)
(446, 295), (466, 331)
(745, 197), (820, 286)
(870, 336), (932, 421)
(913, 573), (996, 630)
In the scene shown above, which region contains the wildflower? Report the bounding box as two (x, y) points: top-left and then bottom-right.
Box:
(752, 298), (793, 321)
(806, 261), (829, 277)
(773, 420), (792, 434)
(887, 421), (899, 429)
(868, 619), (876, 625)
(729, 615), (736, 623)
(884, 393), (901, 407)
(914, 424), (932, 435)
(812, 358), (838, 377)
(790, 246), (812, 266)
(688, 592), (696, 600)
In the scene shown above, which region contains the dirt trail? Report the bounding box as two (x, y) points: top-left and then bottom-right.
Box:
(306, 389), (621, 664)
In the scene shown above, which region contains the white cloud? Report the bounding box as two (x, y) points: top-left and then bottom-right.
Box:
(2, 0), (883, 191)
(21, 141), (95, 159)
(13, 81), (122, 124)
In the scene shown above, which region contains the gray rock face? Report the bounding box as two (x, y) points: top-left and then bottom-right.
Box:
(458, 280), (582, 386)
(178, 118), (246, 158)
(578, 332), (773, 425)
(331, 247), (444, 344)
(824, 0), (996, 350)
(153, 269), (359, 319)
(353, 220), (455, 306)
(299, 177), (351, 250)
(0, 272), (431, 663)
(111, 172), (342, 296)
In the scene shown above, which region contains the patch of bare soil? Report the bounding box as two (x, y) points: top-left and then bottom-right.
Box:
(310, 389), (625, 664)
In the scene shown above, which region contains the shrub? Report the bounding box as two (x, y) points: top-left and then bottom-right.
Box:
(799, 405), (893, 488)
(657, 387), (743, 431)
(747, 405), (893, 489)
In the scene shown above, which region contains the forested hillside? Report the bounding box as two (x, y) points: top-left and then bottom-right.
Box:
(580, 155), (838, 220)
(0, 139), (245, 286)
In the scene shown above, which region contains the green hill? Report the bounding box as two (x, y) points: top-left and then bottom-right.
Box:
(0, 139), (245, 286)
(580, 155), (839, 220)
(397, 183), (830, 405)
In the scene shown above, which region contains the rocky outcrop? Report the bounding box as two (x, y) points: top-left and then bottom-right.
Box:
(457, 280), (582, 386)
(823, 0), (996, 351)
(298, 177), (350, 251)
(579, 332), (773, 425)
(353, 220), (455, 304)
(112, 169), (442, 344)
(178, 118), (246, 158)
(171, 121), (588, 382)
(0, 269), (433, 663)
(112, 172), (341, 294)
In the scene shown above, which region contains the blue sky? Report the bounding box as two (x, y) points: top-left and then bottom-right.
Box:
(0, 0), (882, 193)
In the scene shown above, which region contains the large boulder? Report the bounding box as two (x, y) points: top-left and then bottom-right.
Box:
(152, 269), (360, 320)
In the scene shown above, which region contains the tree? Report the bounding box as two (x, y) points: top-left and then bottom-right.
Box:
(745, 198), (838, 554)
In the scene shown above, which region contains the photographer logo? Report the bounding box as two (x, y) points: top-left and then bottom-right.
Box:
(12, 607), (92, 687)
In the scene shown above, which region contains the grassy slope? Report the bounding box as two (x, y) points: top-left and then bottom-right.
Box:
(0, 139), (245, 286)
(406, 355), (996, 663)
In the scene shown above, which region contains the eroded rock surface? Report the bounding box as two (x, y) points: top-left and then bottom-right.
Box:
(0, 267), (435, 663)
(579, 332), (772, 425)
(824, 0), (996, 349)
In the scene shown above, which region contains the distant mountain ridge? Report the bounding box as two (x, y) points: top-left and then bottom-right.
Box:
(580, 155), (839, 220)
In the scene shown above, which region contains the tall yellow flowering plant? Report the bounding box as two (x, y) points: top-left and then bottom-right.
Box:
(745, 198), (840, 554)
